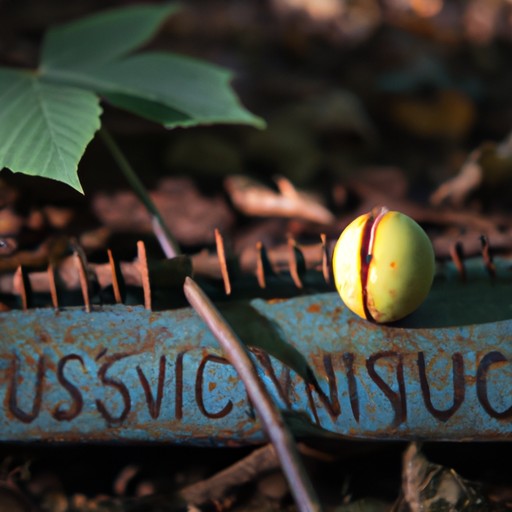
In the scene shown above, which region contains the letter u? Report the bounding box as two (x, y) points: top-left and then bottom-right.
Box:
(7, 355), (45, 423)
(417, 352), (465, 421)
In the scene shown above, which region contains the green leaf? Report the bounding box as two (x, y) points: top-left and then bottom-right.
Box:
(103, 92), (192, 125)
(42, 53), (265, 128)
(40, 3), (178, 72)
(96, 53), (264, 127)
(0, 4), (263, 192)
(0, 67), (101, 193)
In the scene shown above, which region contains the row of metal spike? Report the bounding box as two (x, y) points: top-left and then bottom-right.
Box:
(16, 241), (152, 312)
(12, 232), (331, 312)
(8, 231), (497, 312)
(449, 235), (496, 281)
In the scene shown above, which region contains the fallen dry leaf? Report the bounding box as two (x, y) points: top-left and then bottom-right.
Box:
(225, 175), (335, 225)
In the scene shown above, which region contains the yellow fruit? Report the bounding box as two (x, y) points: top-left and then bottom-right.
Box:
(332, 207), (435, 323)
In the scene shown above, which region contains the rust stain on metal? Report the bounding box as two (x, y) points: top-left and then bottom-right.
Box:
(0, 236), (511, 444)
(0, 293), (511, 444)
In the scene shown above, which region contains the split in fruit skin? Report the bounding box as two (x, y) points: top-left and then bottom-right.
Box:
(332, 207), (435, 324)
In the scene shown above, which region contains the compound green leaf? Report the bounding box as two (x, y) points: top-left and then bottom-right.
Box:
(102, 92), (191, 125)
(96, 53), (265, 127)
(40, 3), (178, 72)
(2, 4), (263, 190)
(42, 53), (265, 128)
(0, 67), (102, 193)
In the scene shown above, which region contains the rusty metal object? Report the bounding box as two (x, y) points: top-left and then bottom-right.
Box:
(0, 231), (507, 302)
(0, 236), (511, 444)
(1, 283), (512, 443)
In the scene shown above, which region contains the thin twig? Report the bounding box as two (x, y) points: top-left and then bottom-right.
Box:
(181, 442), (334, 507)
(183, 277), (324, 512)
(99, 128), (180, 258)
(180, 444), (280, 506)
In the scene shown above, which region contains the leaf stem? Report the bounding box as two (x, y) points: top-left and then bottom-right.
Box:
(99, 127), (180, 257)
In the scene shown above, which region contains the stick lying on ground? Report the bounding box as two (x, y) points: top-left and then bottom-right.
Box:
(184, 276), (324, 512)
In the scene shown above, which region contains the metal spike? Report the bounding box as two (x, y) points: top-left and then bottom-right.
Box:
(47, 262), (59, 309)
(74, 251), (91, 313)
(449, 241), (466, 282)
(15, 266), (31, 310)
(320, 233), (330, 284)
(215, 229), (231, 295)
(480, 235), (496, 279)
(107, 249), (124, 304)
(137, 241), (152, 310)
(256, 242), (266, 289)
(288, 237), (303, 289)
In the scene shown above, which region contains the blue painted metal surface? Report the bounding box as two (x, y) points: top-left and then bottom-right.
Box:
(1, 291), (511, 444)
